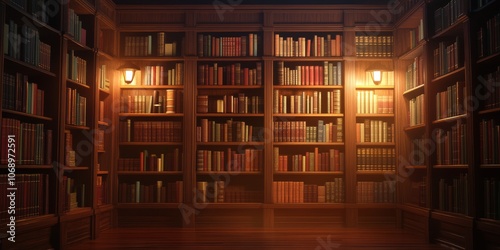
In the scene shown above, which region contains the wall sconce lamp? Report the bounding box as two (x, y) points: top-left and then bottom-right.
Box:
(118, 62), (140, 84)
(370, 70), (383, 85)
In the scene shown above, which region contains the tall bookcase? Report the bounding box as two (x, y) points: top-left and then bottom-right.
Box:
(0, 0), (116, 248)
(393, 0), (429, 238)
(114, 30), (186, 227)
(1, 0), (62, 248)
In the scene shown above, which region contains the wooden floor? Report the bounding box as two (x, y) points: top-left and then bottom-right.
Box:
(70, 227), (450, 250)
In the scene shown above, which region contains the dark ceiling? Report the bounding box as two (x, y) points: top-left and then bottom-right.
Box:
(113, 0), (390, 5)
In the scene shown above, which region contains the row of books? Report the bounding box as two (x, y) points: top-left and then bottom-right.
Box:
(96, 176), (108, 206)
(438, 174), (469, 214)
(272, 179), (345, 203)
(433, 37), (462, 78)
(96, 129), (104, 151)
(157, 32), (179, 56)
(4, 20), (51, 70)
(67, 8), (87, 45)
(117, 149), (182, 172)
(356, 119), (394, 143)
(196, 148), (263, 172)
(0, 118), (52, 165)
(66, 87), (87, 126)
(2, 72), (45, 116)
(356, 90), (394, 114)
(357, 181), (396, 203)
(196, 181), (262, 203)
(433, 0), (465, 34)
(62, 176), (84, 211)
(359, 71), (395, 86)
(140, 64), (184, 86)
(97, 64), (110, 90)
(435, 120), (467, 165)
(479, 66), (500, 110)
(197, 94), (262, 114)
(120, 90), (183, 113)
(64, 130), (76, 167)
(355, 35), (394, 57)
(479, 118), (500, 164)
(410, 138), (426, 166)
(273, 147), (345, 172)
(408, 94), (424, 126)
(197, 119), (260, 143)
(67, 50), (88, 85)
(118, 181), (183, 203)
(356, 148), (396, 171)
(275, 61), (342, 86)
(409, 18), (425, 49)
(119, 120), (183, 142)
(274, 34), (342, 57)
(273, 119), (344, 143)
(197, 63), (262, 86)
(435, 81), (465, 120)
(197, 34), (259, 57)
(123, 35), (178, 57)
(0, 174), (49, 223)
(405, 56), (424, 91)
(483, 178), (500, 220)
(273, 89), (342, 114)
(401, 177), (427, 207)
(477, 13), (500, 58)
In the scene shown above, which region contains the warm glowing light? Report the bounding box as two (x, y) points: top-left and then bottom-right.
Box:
(371, 70), (382, 85)
(118, 63), (140, 84)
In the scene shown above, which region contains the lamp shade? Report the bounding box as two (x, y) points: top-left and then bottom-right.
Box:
(370, 70), (382, 85)
(118, 63), (140, 84)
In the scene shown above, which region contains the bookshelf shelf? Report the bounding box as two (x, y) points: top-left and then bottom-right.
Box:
(66, 124), (91, 130)
(479, 164), (500, 169)
(0, 164), (54, 169)
(64, 34), (94, 51)
(118, 113), (184, 117)
(4, 3), (61, 34)
(119, 142), (183, 146)
(15, 214), (58, 229)
(197, 171), (262, 175)
(196, 142), (264, 146)
(63, 166), (90, 171)
(354, 203), (397, 209)
(273, 85), (343, 89)
(478, 107), (500, 115)
(97, 170), (109, 175)
(119, 85), (184, 89)
(4, 56), (57, 77)
(97, 50), (114, 60)
(116, 171), (183, 175)
(431, 114), (467, 124)
(273, 114), (344, 118)
(356, 171), (396, 175)
(99, 88), (111, 95)
(430, 210), (474, 226)
(431, 67), (465, 83)
(98, 121), (109, 127)
(59, 207), (95, 223)
(404, 124), (425, 132)
(197, 85), (263, 89)
(274, 171), (344, 175)
(356, 142), (395, 147)
(121, 56), (185, 61)
(404, 165), (427, 170)
(197, 113), (264, 117)
(270, 203), (345, 209)
(356, 114), (394, 118)
(273, 142), (344, 146)
(1, 109), (54, 121)
(399, 40), (426, 60)
(403, 84), (424, 96)
(433, 164), (469, 169)
(194, 203), (264, 209)
(477, 51), (500, 64)
(67, 79), (91, 89)
(116, 203), (181, 209)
